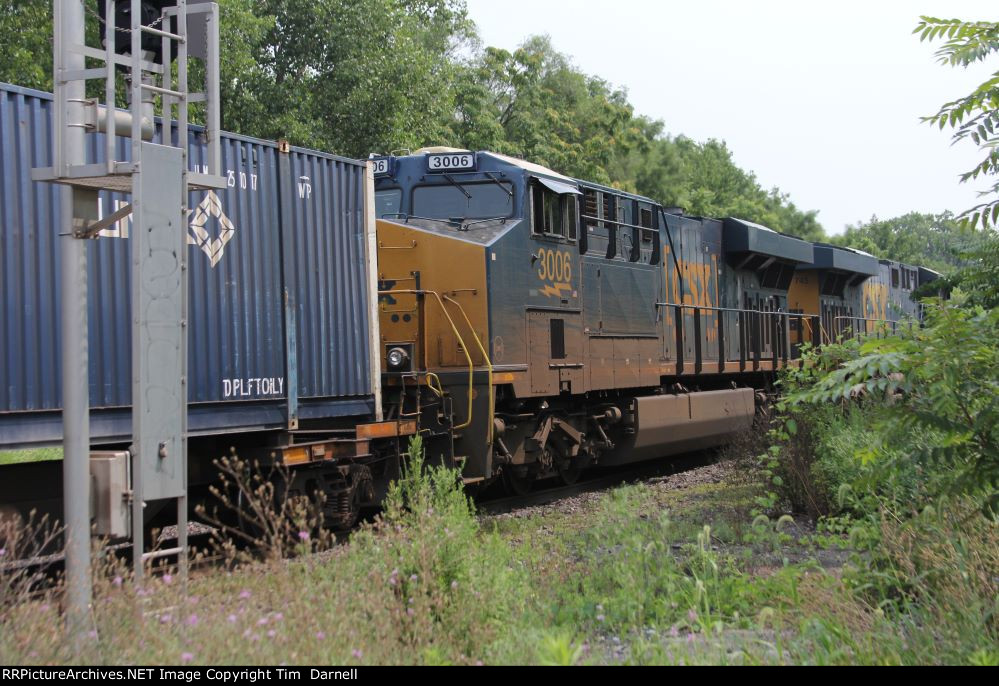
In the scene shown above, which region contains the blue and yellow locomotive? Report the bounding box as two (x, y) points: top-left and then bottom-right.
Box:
(371, 148), (917, 493)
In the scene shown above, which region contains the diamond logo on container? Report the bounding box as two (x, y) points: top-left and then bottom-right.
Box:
(187, 191), (236, 268)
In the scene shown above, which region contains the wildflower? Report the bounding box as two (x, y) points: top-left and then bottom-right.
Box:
(239, 590), (251, 600)
(181, 653), (194, 664)
(407, 608), (414, 617)
(162, 573), (173, 585)
(316, 631), (326, 640)
(475, 661), (483, 667)
(267, 630), (277, 638)
(274, 612), (284, 621)
(686, 633), (696, 644)
(88, 630), (98, 639)
(669, 625), (680, 638)
(352, 649), (363, 659)
(257, 617), (269, 626)
(187, 614), (199, 627)
(410, 574), (418, 582)
(450, 580), (458, 590)
(596, 614), (605, 622)
(227, 615), (238, 624)
(298, 531), (310, 542)
(160, 614), (172, 624)
(112, 576), (123, 587)
(687, 609), (698, 623)
(0, 548), (5, 557)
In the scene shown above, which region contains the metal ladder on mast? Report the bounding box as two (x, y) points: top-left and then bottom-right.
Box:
(32, 1), (226, 600)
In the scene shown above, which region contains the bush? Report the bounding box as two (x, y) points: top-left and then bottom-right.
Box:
(757, 340), (889, 518)
(844, 498), (999, 664)
(339, 434), (525, 662)
(762, 297), (999, 665)
(792, 303), (999, 512)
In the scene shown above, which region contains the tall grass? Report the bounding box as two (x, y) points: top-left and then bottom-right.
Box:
(0, 436), (526, 665)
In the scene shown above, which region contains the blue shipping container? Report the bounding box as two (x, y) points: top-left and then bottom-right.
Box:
(0, 82), (377, 447)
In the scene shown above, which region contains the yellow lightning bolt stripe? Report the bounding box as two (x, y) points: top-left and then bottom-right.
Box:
(540, 282), (572, 298)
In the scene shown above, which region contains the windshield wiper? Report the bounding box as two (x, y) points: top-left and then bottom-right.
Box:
(441, 173), (471, 199)
(483, 172), (513, 198)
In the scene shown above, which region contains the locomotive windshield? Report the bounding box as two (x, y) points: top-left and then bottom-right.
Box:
(411, 181), (514, 222)
(376, 188), (402, 218)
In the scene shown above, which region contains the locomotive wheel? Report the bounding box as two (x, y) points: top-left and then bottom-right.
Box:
(554, 440), (591, 486)
(556, 455), (590, 486)
(502, 466), (535, 496)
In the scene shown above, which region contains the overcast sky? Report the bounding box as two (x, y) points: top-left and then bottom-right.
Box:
(463, 0), (998, 235)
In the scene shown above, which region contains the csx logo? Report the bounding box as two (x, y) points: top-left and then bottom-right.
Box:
(863, 282), (889, 321)
(537, 247), (573, 299)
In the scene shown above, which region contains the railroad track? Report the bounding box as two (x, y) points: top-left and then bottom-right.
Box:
(476, 450), (717, 516)
(2, 449), (721, 587)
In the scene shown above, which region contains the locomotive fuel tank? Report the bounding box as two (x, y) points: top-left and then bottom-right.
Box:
(601, 389), (756, 466)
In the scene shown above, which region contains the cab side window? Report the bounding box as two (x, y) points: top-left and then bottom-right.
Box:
(531, 183), (578, 241)
(532, 184), (562, 236)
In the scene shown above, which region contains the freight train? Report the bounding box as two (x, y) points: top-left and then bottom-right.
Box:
(0, 82), (939, 533)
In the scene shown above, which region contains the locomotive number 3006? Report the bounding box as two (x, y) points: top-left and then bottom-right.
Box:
(537, 248), (572, 284)
(428, 153), (475, 171)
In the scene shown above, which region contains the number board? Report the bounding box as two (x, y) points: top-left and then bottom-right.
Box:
(371, 157), (392, 176)
(427, 152), (476, 173)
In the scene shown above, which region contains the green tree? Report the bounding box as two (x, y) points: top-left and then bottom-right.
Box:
(916, 17), (999, 230)
(455, 35), (825, 239)
(917, 17), (999, 304)
(0, 1), (51, 91)
(451, 36), (640, 185)
(829, 211), (979, 274)
(0, 0), (472, 158)
(0, 4), (825, 234)
(613, 130), (824, 240)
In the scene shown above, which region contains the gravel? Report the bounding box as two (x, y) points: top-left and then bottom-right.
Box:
(485, 460), (736, 523)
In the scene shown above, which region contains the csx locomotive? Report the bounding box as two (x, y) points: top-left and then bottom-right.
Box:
(0, 81), (939, 532)
(369, 148), (939, 496)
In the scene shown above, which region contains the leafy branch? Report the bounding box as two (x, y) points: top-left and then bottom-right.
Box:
(915, 16), (999, 229)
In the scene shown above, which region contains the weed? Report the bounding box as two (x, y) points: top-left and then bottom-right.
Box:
(195, 453), (332, 564)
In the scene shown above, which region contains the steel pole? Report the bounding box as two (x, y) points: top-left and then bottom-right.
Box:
(58, 0), (92, 637)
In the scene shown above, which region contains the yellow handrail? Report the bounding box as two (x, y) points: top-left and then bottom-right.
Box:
(425, 372), (444, 398)
(379, 289), (475, 431)
(443, 295), (494, 445)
